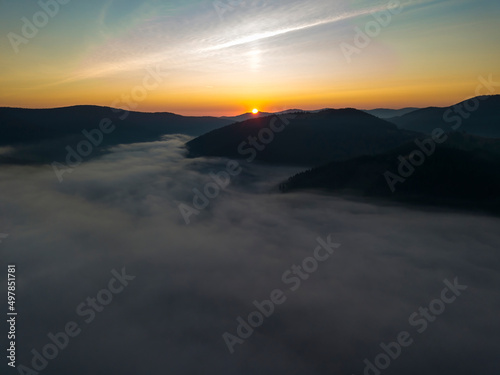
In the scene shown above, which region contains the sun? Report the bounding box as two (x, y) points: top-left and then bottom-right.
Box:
(252, 108), (259, 114)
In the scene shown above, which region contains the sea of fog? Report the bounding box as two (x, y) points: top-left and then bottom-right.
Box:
(1, 136), (499, 374)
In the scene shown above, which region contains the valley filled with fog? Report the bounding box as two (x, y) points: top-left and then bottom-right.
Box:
(1, 136), (498, 375)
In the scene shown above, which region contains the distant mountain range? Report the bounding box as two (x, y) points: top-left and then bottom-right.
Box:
(220, 109), (306, 123)
(187, 109), (420, 165)
(362, 107), (419, 119)
(1, 95), (498, 171)
(389, 95), (500, 137)
(0, 105), (232, 163)
(220, 112), (273, 123)
(223, 108), (421, 122)
(184, 95), (500, 214)
(186, 95), (500, 166)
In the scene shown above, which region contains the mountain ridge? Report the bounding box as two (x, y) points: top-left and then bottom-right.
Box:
(0, 105), (233, 163)
(389, 95), (500, 137)
(186, 108), (421, 166)
(281, 132), (500, 215)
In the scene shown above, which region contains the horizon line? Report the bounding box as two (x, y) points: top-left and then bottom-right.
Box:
(0, 94), (497, 117)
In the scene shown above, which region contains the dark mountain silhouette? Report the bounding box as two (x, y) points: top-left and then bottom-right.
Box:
(187, 109), (420, 166)
(389, 95), (500, 137)
(220, 109), (307, 123)
(363, 107), (419, 119)
(220, 112), (273, 123)
(0, 106), (232, 163)
(281, 132), (500, 214)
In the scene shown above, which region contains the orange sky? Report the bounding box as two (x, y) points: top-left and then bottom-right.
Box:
(1, 0), (499, 116)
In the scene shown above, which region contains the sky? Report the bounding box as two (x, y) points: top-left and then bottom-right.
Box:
(1, 0), (499, 115)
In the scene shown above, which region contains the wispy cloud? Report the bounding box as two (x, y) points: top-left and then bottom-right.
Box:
(202, 5), (391, 52)
(75, 3), (387, 80)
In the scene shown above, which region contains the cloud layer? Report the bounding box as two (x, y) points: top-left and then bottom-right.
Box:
(1, 137), (499, 374)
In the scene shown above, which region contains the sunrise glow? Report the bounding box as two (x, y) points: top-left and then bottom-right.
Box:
(0, 0), (499, 115)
